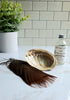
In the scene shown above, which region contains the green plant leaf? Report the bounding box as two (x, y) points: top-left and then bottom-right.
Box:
(0, 0), (29, 32)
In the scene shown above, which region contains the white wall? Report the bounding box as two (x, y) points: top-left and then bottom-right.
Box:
(16, 0), (70, 46)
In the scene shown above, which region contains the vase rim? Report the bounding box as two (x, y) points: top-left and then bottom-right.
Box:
(0, 32), (18, 33)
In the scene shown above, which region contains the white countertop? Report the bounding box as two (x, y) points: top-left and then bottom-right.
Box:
(0, 46), (70, 62)
(0, 46), (70, 100)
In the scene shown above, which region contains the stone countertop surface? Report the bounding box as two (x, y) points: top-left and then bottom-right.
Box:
(0, 46), (70, 73)
(0, 46), (70, 62)
(0, 46), (70, 100)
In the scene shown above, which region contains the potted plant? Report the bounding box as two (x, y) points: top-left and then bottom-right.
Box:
(0, 0), (29, 52)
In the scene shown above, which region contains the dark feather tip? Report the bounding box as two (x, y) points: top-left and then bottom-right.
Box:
(0, 58), (57, 88)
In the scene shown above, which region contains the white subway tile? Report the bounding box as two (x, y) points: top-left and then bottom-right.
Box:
(53, 30), (67, 38)
(40, 0), (54, 1)
(52, 30), (59, 38)
(24, 0), (39, 1)
(46, 39), (58, 46)
(63, 2), (70, 11)
(48, 2), (62, 11)
(40, 30), (67, 38)
(33, 2), (47, 10)
(40, 30), (53, 38)
(47, 21), (60, 29)
(18, 1), (32, 10)
(40, 12), (53, 20)
(55, 0), (70, 2)
(68, 12), (70, 20)
(19, 21), (32, 29)
(67, 30), (70, 38)
(21, 12), (24, 17)
(16, 0), (70, 46)
(61, 21), (70, 29)
(18, 38), (33, 46)
(18, 30), (24, 38)
(65, 39), (70, 46)
(13, 1), (17, 4)
(32, 0), (39, 1)
(25, 11), (39, 20)
(54, 12), (68, 20)
(25, 30), (39, 37)
(33, 21), (46, 29)
(33, 38), (46, 46)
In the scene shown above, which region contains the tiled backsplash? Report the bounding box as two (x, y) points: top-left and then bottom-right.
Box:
(16, 0), (70, 46)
